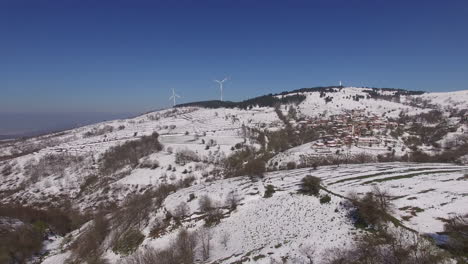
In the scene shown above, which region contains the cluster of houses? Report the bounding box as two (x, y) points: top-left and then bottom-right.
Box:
(293, 110), (400, 149)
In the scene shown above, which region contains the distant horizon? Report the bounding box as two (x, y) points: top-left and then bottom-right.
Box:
(2, 84), (467, 114)
(0, 111), (136, 137)
(1, 85), (467, 137)
(2, 0), (468, 113)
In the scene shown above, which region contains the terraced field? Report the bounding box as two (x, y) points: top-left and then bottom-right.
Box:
(156, 162), (468, 263)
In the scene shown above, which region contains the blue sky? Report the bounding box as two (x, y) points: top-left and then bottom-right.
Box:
(1, 0), (468, 114)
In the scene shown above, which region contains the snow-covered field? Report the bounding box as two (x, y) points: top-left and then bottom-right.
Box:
(110, 162), (467, 264)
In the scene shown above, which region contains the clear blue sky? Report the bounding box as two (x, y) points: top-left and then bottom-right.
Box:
(2, 0), (468, 113)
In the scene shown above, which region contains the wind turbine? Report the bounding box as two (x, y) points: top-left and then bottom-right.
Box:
(169, 88), (180, 107)
(214, 76), (229, 101)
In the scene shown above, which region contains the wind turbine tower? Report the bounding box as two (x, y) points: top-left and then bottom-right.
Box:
(339, 81), (342, 87)
(214, 77), (229, 101)
(169, 88), (180, 107)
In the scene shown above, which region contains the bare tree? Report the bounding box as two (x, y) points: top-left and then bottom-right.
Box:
(198, 227), (212, 260)
(175, 228), (197, 264)
(372, 186), (393, 213)
(198, 195), (213, 213)
(173, 202), (189, 219)
(225, 191), (240, 210)
(298, 244), (315, 264)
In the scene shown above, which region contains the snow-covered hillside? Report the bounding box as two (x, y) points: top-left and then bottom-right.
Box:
(1, 87), (467, 264)
(40, 162), (468, 264)
(417, 90), (468, 110)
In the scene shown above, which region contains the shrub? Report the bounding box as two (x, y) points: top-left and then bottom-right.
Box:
(175, 228), (197, 263)
(149, 218), (171, 239)
(243, 158), (266, 178)
(79, 175), (99, 194)
(70, 212), (109, 262)
(173, 202), (189, 219)
(100, 132), (163, 175)
(0, 224), (43, 264)
(139, 158), (159, 169)
(1, 163), (13, 176)
(225, 191), (240, 210)
(286, 161), (296, 170)
(175, 149), (199, 165)
(299, 175), (321, 196)
(320, 194), (331, 204)
(188, 193), (196, 202)
(323, 228), (449, 264)
(198, 227), (212, 260)
(24, 153), (84, 183)
(198, 195), (213, 213)
(264, 185), (276, 198)
(223, 148), (264, 178)
(0, 205), (86, 235)
(204, 209), (223, 227)
(112, 229), (145, 256)
(126, 228), (198, 264)
(83, 125), (114, 138)
(349, 186), (393, 229)
(443, 214), (468, 258)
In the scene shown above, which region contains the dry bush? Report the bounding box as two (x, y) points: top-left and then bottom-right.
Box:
(119, 249), (161, 264)
(69, 212), (110, 263)
(223, 148), (254, 177)
(0, 224), (43, 264)
(83, 125), (114, 138)
(120, 228), (197, 264)
(174, 228), (197, 264)
(0, 204), (86, 235)
(24, 153), (84, 184)
(298, 244), (315, 264)
(299, 175), (321, 196)
(175, 149), (200, 165)
(323, 228), (449, 264)
(112, 191), (158, 234)
(111, 181), (192, 251)
(320, 194), (332, 204)
(298, 153), (377, 169)
(100, 132), (163, 175)
(286, 161), (297, 170)
(225, 191), (240, 210)
(173, 202), (190, 219)
(204, 208), (223, 227)
(139, 158), (159, 169)
(243, 158), (266, 177)
(198, 227), (212, 260)
(149, 217), (171, 239)
(112, 229), (145, 256)
(443, 214), (468, 258)
(348, 186), (393, 229)
(1, 162), (14, 176)
(198, 195), (213, 213)
(264, 184), (276, 198)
